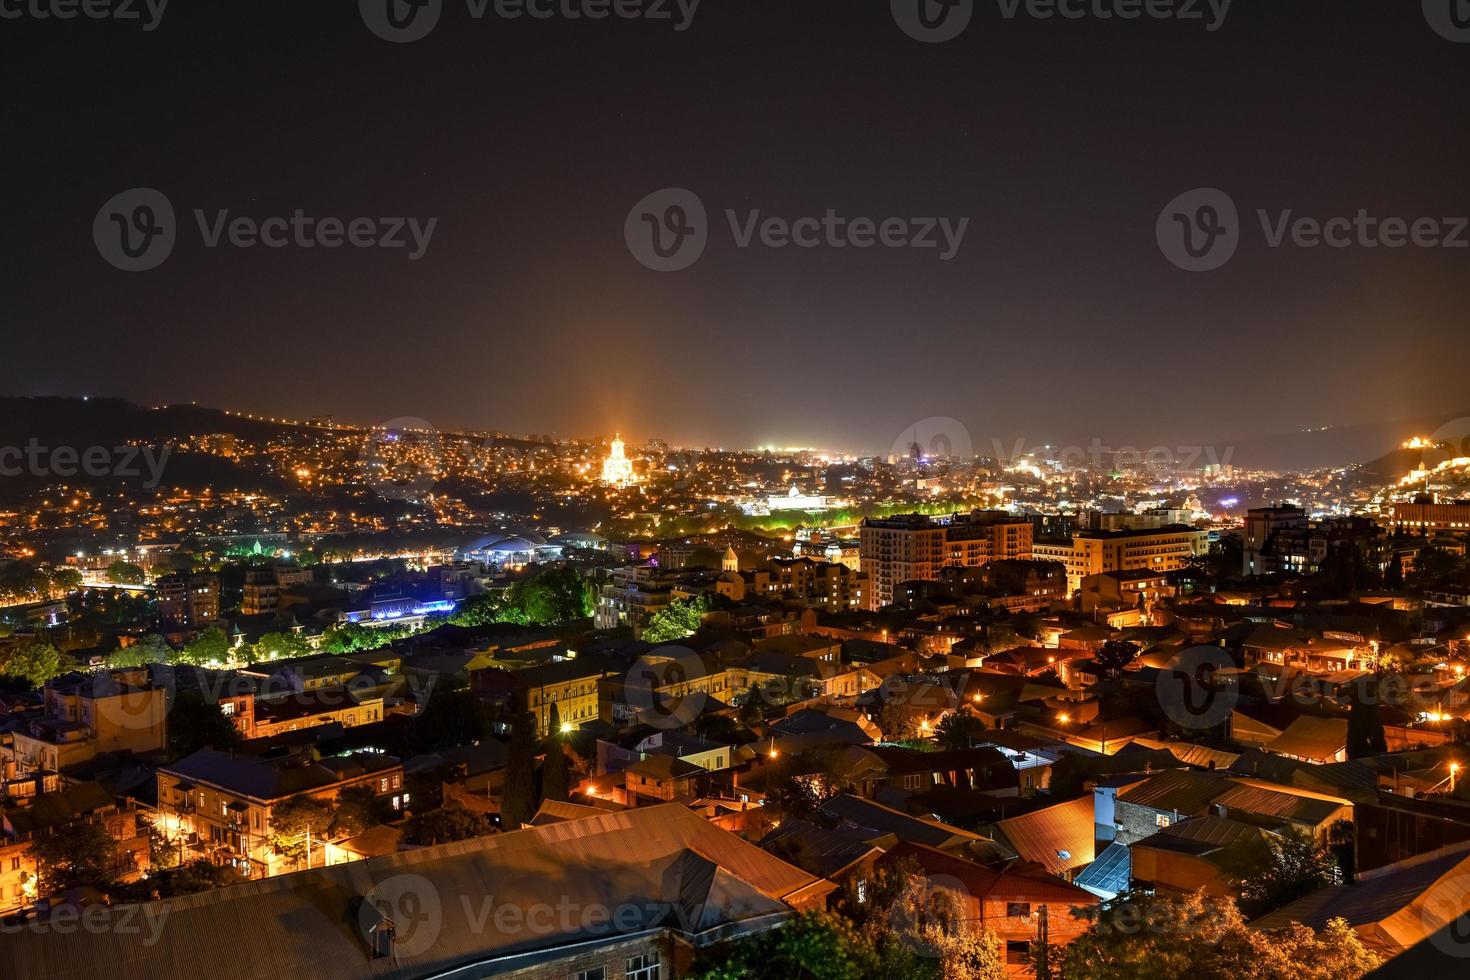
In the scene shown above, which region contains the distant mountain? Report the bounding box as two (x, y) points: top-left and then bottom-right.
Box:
(1220, 411), (1470, 473)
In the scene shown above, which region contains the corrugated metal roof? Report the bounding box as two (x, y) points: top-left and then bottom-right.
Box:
(994, 796), (1096, 875)
(1116, 770), (1229, 815)
(0, 803), (829, 980)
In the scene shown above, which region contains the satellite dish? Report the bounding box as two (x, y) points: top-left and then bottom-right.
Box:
(1056, 849), (1071, 860)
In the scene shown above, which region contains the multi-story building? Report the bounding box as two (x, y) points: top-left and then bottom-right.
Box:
(472, 657), (612, 736)
(1036, 526), (1210, 594)
(156, 748), (406, 878)
(2, 669), (168, 773)
(0, 776), (150, 915)
(1389, 498), (1470, 535)
(1244, 507), (1384, 578)
(860, 511), (1033, 608)
(594, 563), (715, 636)
(721, 558), (872, 612)
(156, 572), (221, 624)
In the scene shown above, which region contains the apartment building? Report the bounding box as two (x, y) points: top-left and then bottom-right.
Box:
(1036, 525), (1209, 594)
(0, 776), (150, 915)
(155, 572), (221, 625)
(156, 748), (406, 878)
(2, 669), (168, 773)
(860, 511), (1033, 608)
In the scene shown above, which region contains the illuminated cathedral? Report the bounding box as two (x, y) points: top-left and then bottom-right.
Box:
(600, 434), (638, 488)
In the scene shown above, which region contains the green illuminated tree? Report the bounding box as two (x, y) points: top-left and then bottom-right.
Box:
(643, 594), (711, 643)
(1, 640), (75, 689)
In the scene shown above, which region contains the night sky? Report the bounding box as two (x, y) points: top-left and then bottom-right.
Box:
(4, 0), (1467, 457)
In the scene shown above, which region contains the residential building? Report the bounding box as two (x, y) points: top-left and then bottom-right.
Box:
(0, 778), (150, 915)
(2, 669), (168, 773)
(861, 511), (1033, 608)
(155, 749), (406, 878)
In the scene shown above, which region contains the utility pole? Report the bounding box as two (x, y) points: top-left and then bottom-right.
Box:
(1035, 904), (1051, 980)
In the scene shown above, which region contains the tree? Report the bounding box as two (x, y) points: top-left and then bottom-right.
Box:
(1346, 673), (1388, 759)
(934, 711), (986, 750)
(105, 561), (147, 585)
(253, 630), (311, 662)
(449, 592), (506, 627)
(500, 710), (538, 831)
(406, 687), (496, 754)
(689, 910), (933, 980)
(1, 640), (75, 689)
(30, 820), (118, 894)
(1384, 554), (1405, 589)
(1050, 890), (1378, 980)
(405, 808), (498, 845)
(1216, 828), (1338, 919)
(1095, 639), (1140, 677)
(168, 689), (243, 758)
(270, 796), (333, 864)
(110, 633), (172, 668)
(642, 594), (711, 643)
(763, 753), (841, 822)
(927, 925), (1004, 980)
(176, 626), (232, 666)
(542, 703), (570, 803)
(116, 859), (242, 902)
(330, 784), (387, 838)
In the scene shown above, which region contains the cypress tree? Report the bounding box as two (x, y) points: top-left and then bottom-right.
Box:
(501, 707), (538, 830)
(542, 703), (570, 803)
